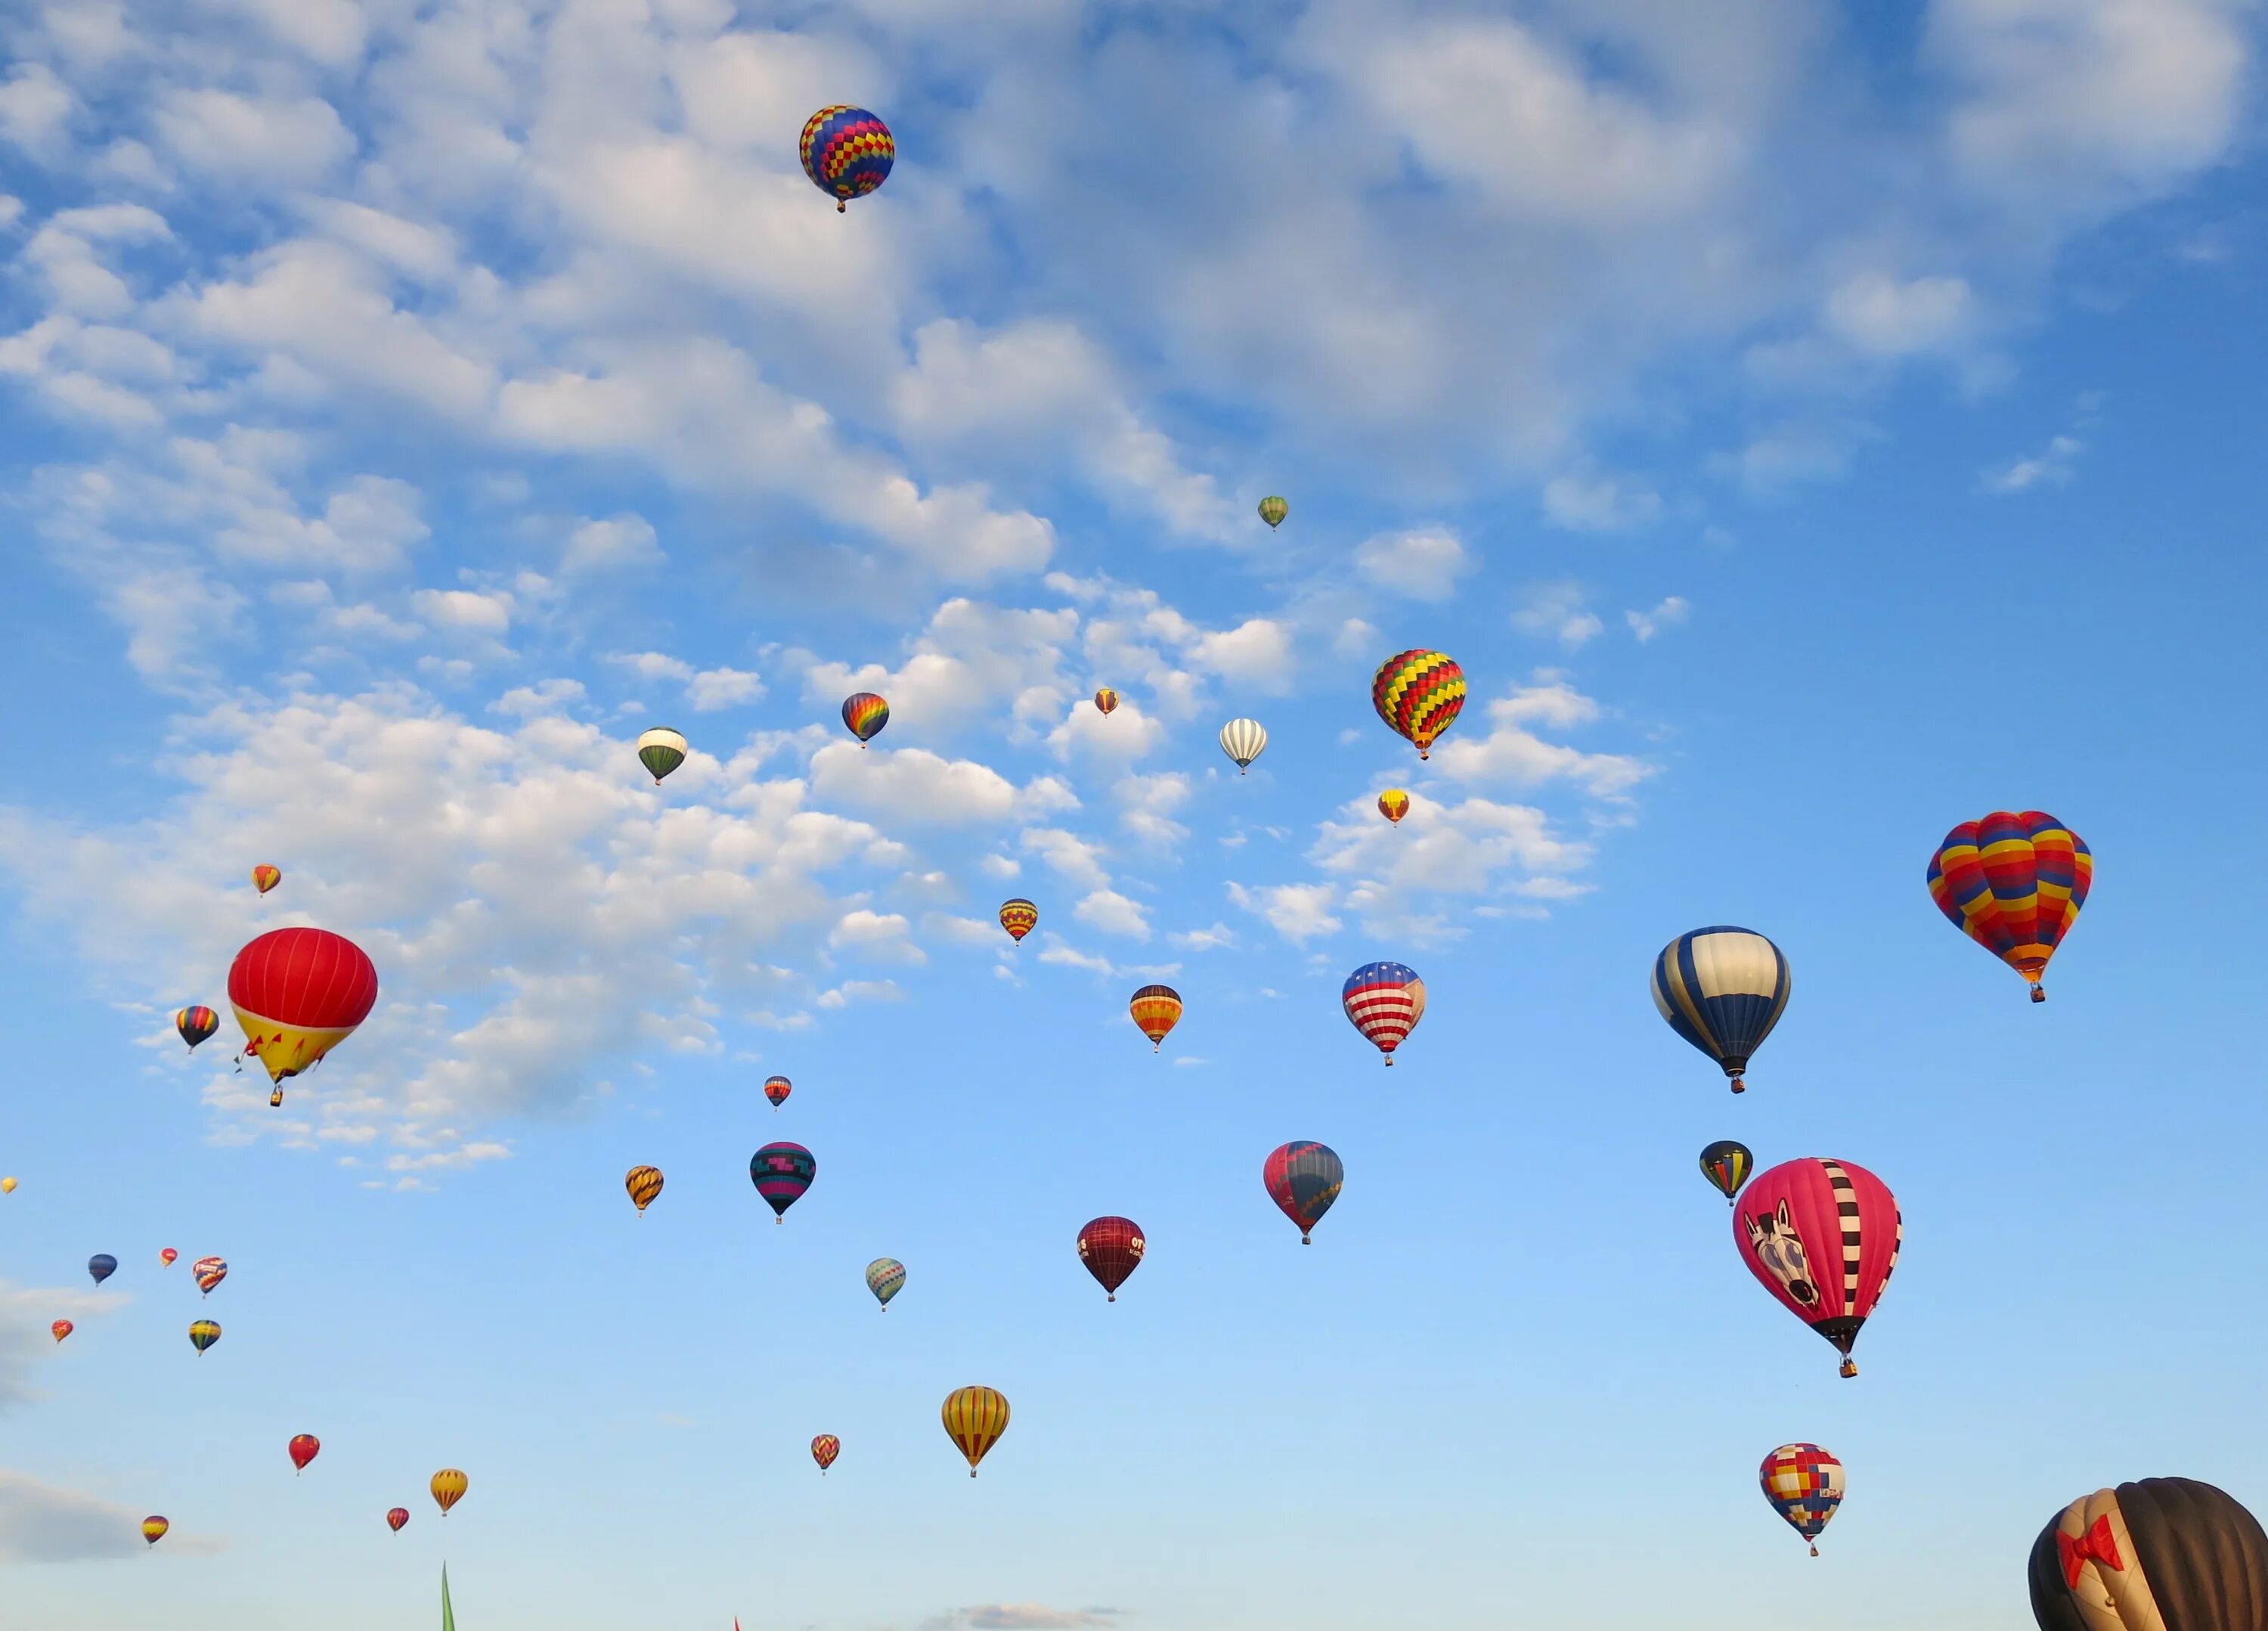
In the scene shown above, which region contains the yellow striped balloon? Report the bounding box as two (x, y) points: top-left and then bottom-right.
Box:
(251, 864), (282, 895)
(625, 1165), (664, 1214)
(941, 1385), (1010, 1477)
(431, 1468), (467, 1516)
(999, 898), (1038, 943)
(1129, 984), (1182, 1053)
(142, 1516), (169, 1546)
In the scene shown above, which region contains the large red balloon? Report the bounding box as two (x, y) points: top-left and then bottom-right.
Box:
(228, 928), (379, 1087)
(1734, 1156), (1901, 1377)
(1076, 1216), (1145, 1302)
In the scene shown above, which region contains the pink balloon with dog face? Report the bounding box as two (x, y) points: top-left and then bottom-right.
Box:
(1734, 1156), (1901, 1375)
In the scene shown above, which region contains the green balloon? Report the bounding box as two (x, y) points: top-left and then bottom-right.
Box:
(636, 727), (688, 784)
(1258, 496), (1288, 529)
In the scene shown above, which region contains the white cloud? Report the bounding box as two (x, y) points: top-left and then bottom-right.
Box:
(608, 652), (695, 684)
(816, 978), (905, 1009)
(829, 909), (926, 964)
(1021, 827), (1111, 892)
(153, 90), (355, 187)
(562, 514), (665, 574)
(1541, 470), (1662, 532)
(1512, 581), (1603, 648)
(1227, 881), (1341, 944)
(414, 587), (513, 637)
(1310, 791), (1593, 901)
(686, 667), (765, 712)
(1432, 681), (1651, 798)
(1985, 433), (2084, 493)
(1823, 271), (1975, 357)
(1191, 618), (1293, 692)
(0, 65), (75, 159)
(1354, 528), (1469, 600)
(810, 743), (1077, 827)
(1625, 596), (1691, 642)
(1114, 771), (1191, 844)
(1, 1282), (115, 1415)
(1074, 888), (1151, 940)
(1171, 922), (1237, 951)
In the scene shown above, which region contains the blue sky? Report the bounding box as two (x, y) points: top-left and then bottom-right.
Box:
(3, 2), (2266, 1626)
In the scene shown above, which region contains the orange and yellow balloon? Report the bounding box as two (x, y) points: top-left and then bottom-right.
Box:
(941, 1385), (1009, 1477)
(252, 864), (282, 895)
(1129, 984), (1182, 1053)
(431, 1468), (467, 1517)
(625, 1165), (663, 1214)
(142, 1516), (169, 1546)
(999, 898), (1038, 943)
(1377, 789), (1410, 825)
(51, 1319), (72, 1343)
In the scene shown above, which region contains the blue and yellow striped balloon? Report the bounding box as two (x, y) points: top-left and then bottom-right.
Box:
(800, 106), (894, 213)
(1650, 926), (1789, 1093)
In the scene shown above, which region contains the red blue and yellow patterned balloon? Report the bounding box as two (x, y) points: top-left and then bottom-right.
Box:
(841, 692), (889, 746)
(800, 106), (894, 213)
(1371, 650), (1465, 760)
(1760, 1443), (1845, 1555)
(1926, 811), (2091, 1002)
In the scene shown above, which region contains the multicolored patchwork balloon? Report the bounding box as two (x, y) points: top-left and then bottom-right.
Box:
(800, 105), (894, 213)
(751, 1143), (816, 1223)
(841, 692), (889, 746)
(1760, 1443), (1845, 1555)
(176, 1006), (219, 1050)
(941, 1385), (1009, 1477)
(160, 1248), (177, 1267)
(999, 898), (1038, 943)
(1699, 1140), (1752, 1205)
(1650, 926), (1789, 1093)
(1129, 984), (1182, 1052)
(1077, 1216), (1145, 1302)
(866, 1257), (906, 1310)
(1265, 1142), (1343, 1245)
(1735, 1157), (1901, 1378)
(1371, 650), (1465, 759)
(142, 1516), (169, 1546)
(1343, 961), (1424, 1065)
(1927, 811), (2091, 1002)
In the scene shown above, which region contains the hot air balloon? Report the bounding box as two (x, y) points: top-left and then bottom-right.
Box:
(751, 1143), (815, 1223)
(866, 1257), (905, 1310)
(1761, 1443), (1845, 1556)
(1735, 1156), (1900, 1378)
(0, 1177), (14, 1194)
(176, 1006), (219, 1050)
(1077, 1216), (1145, 1302)
(289, 1434), (321, 1474)
(625, 1166), (664, 1215)
(1699, 1140), (1752, 1205)
(1650, 926), (1789, 1093)
(764, 1074), (792, 1110)
(160, 1248), (178, 1267)
(1265, 1142), (1343, 1245)
(192, 1257), (226, 1297)
(188, 1319), (221, 1355)
(2029, 1476), (2268, 1631)
(431, 1468), (466, 1516)
(228, 926), (379, 1105)
(142, 1516), (169, 1546)
(942, 1385), (1009, 1478)
(1219, 718), (1267, 773)
(1371, 650), (1465, 760)
(637, 727), (688, 784)
(88, 1254), (116, 1286)
(1094, 688), (1119, 716)
(800, 104), (894, 212)
(1129, 984), (1182, 1053)
(1258, 496), (1288, 529)
(252, 864), (282, 895)
(812, 1434), (841, 1474)
(1928, 811), (2092, 1003)
(1343, 961), (1424, 1065)
(1377, 789), (1409, 826)
(387, 1508), (409, 1533)
(841, 691), (889, 746)
(999, 898), (1038, 943)
(51, 1319), (71, 1343)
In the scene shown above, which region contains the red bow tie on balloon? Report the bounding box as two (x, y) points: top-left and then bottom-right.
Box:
(2059, 1516), (2125, 1587)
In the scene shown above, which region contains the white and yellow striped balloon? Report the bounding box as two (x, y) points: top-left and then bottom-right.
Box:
(1218, 718), (1268, 774)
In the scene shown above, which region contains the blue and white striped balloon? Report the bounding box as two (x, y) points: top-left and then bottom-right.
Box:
(1650, 926), (1789, 1093)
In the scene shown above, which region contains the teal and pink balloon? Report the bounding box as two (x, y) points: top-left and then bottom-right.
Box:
(88, 1254), (116, 1286)
(1699, 1140), (1752, 1205)
(751, 1143), (815, 1223)
(866, 1257), (906, 1310)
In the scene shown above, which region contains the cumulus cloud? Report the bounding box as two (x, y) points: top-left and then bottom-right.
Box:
(686, 667), (765, 711)
(1227, 881), (1341, 944)
(1625, 596), (1690, 642)
(1541, 470), (1662, 532)
(1074, 888), (1151, 940)
(562, 514), (664, 574)
(1433, 681), (1651, 799)
(0, 1470), (225, 1562)
(1355, 528), (1468, 600)
(810, 743), (1077, 826)
(1984, 434), (2084, 493)
(1512, 581), (1603, 648)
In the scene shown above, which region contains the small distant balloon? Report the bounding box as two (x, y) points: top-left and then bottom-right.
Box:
(1761, 1443), (1845, 1556)
(1699, 1140), (1752, 1204)
(1343, 961), (1424, 1065)
(192, 1257), (227, 1297)
(1377, 789), (1410, 826)
(431, 1468), (467, 1516)
(51, 1319), (72, 1343)
(0, 1177), (14, 1194)
(637, 727), (689, 785)
(188, 1319), (222, 1356)
(1077, 1216), (1145, 1302)
(1129, 984), (1182, 1053)
(941, 1385), (1010, 1478)
(1219, 718), (1268, 774)
(252, 864), (282, 895)
(812, 1434), (841, 1474)
(751, 1143), (816, 1222)
(142, 1516), (169, 1546)
(1258, 496), (1288, 529)
(386, 1507), (410, 1534)
(88, 1254), (116, 1287)
(1264, 1142), (1343, 1245)
(1093, 688), (1119, 716)
(624, 1165), (664, 1215)
(289, 1434), (321, 1474)
(800, 104), (894, 213)
(160, 1248), (178, 1267)
(764, 1074), (792, 1110)
(175, 1006), (219, 1050)
(999, 898), (1038, 943)
(841, 692), (889, 746)
(866, 1257), (906, 1310)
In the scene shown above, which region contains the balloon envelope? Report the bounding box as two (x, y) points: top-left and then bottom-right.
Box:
(636, 727), (688, 784)
(188, 1319), (222, 1354)
(866, 1257), (906, 1309)
(88, 1254), (116, 1286)
(1735, 1157), (1901, 1375)
(1343, 961), (1424, 1064)
(289, 1434), (321, 1473)
(160, 1248), (178, 1267)
(812, 1434), (841, 1473)
(624, 1166), (664, 1214)
(751, 1143), (816, 1220)
(228, 927), (379, 1086)
(142, 1517), (169, 1546)
(2029, 1477), (2268, 1631)
(1265, 1142), (1343, 1243)
(764, 1074), (792, 1109)
(252, 864), (281, 895)
(431, 1469), (467, 1515)
(386, 1507), (410, 1533)
(1093, 688), (1118, 715)
(841, 692), (889, 743)
(1218, 718), (1267, 771)
(1650, 926), (1789, 1092)
(1929, 811), (2091, 1001)
(1760, 1443), (1845, 1554)
(1077, 1216), (1145, 1301)
(999, 898), (1038, 942)
(175, 1006), (219, 1049)
(1258, 496), (1288, 529)
(51, 1319), (71, 1343)
(192, 1257), (227, 1295)
(1129, 984), (1182, 1051)
(1699, 1140), (1752, 1202)
(1377, 789), (1410, 825)
(800, 105), (894, 209)
(1371, 650), (1465, 758)
(941, 1386), (1009, 1476)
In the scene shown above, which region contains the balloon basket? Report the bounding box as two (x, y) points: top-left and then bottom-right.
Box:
(2031, 985), (2046, 1003)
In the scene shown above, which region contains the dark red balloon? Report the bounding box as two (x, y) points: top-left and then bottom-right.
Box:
(1077, 1216), (1145, 1301)
(288, 1433), (320, 1474)
(386, 1507), (409, 1533)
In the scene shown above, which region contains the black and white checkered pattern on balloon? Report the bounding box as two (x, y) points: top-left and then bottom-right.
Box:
(1822, 1159), (1863, 1313)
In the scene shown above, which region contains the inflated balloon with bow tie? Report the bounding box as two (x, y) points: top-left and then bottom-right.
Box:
(2029, 1477), (2268, 1630)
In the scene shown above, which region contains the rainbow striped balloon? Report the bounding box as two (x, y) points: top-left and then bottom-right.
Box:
(1926, 810), (2090, 1002)
(840, 692), (889, 746)
(175, 1006), (219, 1050)
(800, 106), (894, 213)
(1371, 650), (1465, 759)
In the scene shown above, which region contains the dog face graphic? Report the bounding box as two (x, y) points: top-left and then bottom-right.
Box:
(1744, 1198), (1818, 1307)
